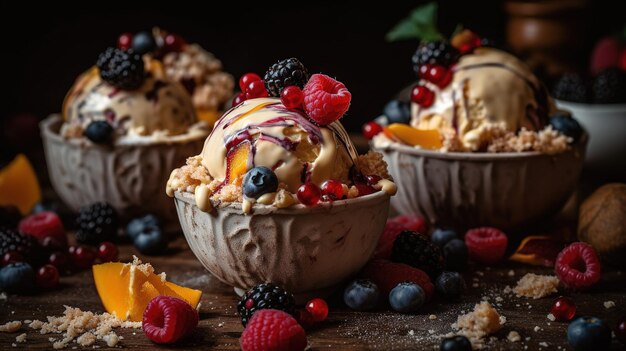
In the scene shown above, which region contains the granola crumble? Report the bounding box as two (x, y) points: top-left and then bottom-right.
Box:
(452, 302), (505, 348)
(513, 274), (559, 299)
(357, 151), (391, 179)
(0, 321), (22, 333)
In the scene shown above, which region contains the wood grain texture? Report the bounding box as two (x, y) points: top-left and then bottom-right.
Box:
(1, 239), (625, 350)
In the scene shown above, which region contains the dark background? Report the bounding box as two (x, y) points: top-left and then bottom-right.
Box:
(0, 0), (623, 168)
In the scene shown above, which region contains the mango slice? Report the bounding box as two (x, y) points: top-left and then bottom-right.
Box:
(225, 142), (250, 186)
(0, 154), (41, 215)
(385, 124), (442, 149)
(93, 261), (202, 322)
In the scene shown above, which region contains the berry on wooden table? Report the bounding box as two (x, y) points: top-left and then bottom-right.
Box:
(240, 309), (307, 351)
(391, 231), (444, 279)
(555, 242), (601, 290)
(343, 279), (379, 311)
(18, 211), (67, 246)
(237, 283), (296, 327)
(75, 202), (119, 245)
(567, 316), (611, 351)
(464, 227), (508, 265)
(389, 282), (425, 313)
(97, 242), (118, 262)
(550, 296), (576, 322)
(143, 296), (199, 344)
(36, 264), (59, 289)
(0, 262), (35, 293)
(305, 298), (328, 322)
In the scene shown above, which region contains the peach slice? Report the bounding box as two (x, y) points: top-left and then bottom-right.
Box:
(225, 142), (250, 186)
(93, 261), (202, 322)
(385, 124), (442, 149)
(0, 154), (41, 215)
(196, 109), (219, 127)
(509, 235), (565, 267)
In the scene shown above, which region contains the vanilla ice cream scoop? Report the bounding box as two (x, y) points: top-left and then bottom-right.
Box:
(62, 66), (196, 138)
(202, 97), (358, 192)
(412, 48), (555, 150)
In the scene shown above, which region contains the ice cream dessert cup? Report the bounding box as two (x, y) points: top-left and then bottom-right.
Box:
(367, 31), (586, 230)
(166, 59), (396, 296)
(41, 30), (234, 225)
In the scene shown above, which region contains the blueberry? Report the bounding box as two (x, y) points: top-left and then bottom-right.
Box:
(0, 262), (35, 293)
(440, 335), (472, 351)
(567, 316), (612, 351)
(435, 271), (466, 299)
(343, 279), (379, 311)
(431, 228), (458, 247)
(388, 282), (425, 313)
(84, 121), (113, 144)
(383, 100), (411, 124)
(442, 239), (468, 271)
(126, 214), (160, 240)
(133, 225), (167, 255)
(549, 113), (583, 142)
(243, 167), (278, 199)
(131, 31), (157, 55)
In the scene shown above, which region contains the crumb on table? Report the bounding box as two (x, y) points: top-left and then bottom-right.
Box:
(512, 273), (559, 299)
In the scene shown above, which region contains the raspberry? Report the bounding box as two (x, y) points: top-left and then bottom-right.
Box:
(362, 259), (434, 300)
(302, 74), (351, 126)
(555, 242), (602, 290)
(373, 215), (426, 260)
(18, 211), (67, 247)
(143, 296), (199, 344)
(465, 227), (508, 265)
(240, 309), (307, 351)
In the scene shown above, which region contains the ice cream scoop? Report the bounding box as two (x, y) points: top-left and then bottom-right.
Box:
(202, 97), (358, 193)
(411, 48), (555, 150)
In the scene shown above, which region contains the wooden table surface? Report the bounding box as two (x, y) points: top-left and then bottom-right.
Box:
(1, 237), (625, 351)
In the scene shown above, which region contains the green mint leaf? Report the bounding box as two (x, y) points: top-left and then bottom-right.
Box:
(386, 20), (422, 42)
(386, 1), (444, 42)
(410, 2), (438, 27)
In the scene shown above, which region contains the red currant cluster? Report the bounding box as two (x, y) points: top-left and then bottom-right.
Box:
(298, 298), (329, 327)
(296, 176), (379, 207)
(117, 30), (187, 56)
(234, 73), (305, 110)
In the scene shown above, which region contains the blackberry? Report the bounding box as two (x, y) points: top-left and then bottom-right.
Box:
(411, 41), (459, 75)
(553, 73), (589, 103)
(391, 231), (444, 279)
(237, 283), (296, 326)
(592, 68), (626, 104)
(263, 58), (309, 97)
(75, 202), (119, 245)
(0, 228), (43, 265)
(96, 47), (145, 90)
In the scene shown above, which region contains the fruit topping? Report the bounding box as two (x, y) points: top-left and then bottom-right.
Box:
(373, 215), (427, 260)
(232, 92), (246, 107)
(304, 298), (328, 322)
(97, 242), (119, 262)
(410, 85), (435, 107)
(131, 31), (157, 55)
(411, 41), (459, 75)
(440, 335), (472, 351)
(239, 73), (262, 92)
(388, 282), (425, 313)
(509, 235), (566, 267)
(0, 261), (35, 293)
(264, 58), (310, 97)
(143, 296), (199, 344)
(435, 271), (466, 300)
(555, 242), (601, 290)
(243, 167), (279, 199)
(567, 316), (611, 351)
(383, 100), (411, 124)
(0, 154), (41, 215)
(92, 260), (202, 322)
(75, 202), (119, 245)
(320, 179), (344, 202)
(303, 74), (351, 126)
(18, 211), (67, 247)
(391, 231), (444, 279)
(550, 296), (576, 322)
(96, 47), (145, 90)
(297, 182), (321, 207)
(464, 227), (508, 265)
(117, 32), (133, 50)
(240, 309), (307, 351)
(442, 238), (468, 271)
(84, 120), (114, 144)
(450, 29), (482, 55)
(592, 67), (626, 103)
(550, 112), (584, 142)
(36, 264), (59, 289)
(161, 33), (187, 55)
(237, 283), (296, 327)
(281, 86), (304, 110)
(226, 141), (251, 185)
(362, 121), (383, 140)
(553, 73), (589, 103)
(590, 36), (622, 76)
(419, 64), (452, 88)
(385, 124), (442, 149)
(245, 79), (269, 99)
(343, 279), (379, 311)
(362, 259), (434, 299)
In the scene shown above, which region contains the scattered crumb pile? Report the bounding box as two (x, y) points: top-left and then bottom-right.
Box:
(452, 302), (506, 349)
(1, 306), (141, 349)
(512, 273), (559, 299)
(507, 331), (521, 342)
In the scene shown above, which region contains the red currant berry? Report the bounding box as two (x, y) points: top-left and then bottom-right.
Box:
(232, 92), (246, 107)
(321, 180), (344, 201)
(239, 73), (262, 92)
(362, 121), (383, 140)
(365, 175), (382, 186)
(418, 64), (432, 79)
(616, 318), (626, 344)
(550, 296), (576, 322)
(411, 85), (435, 108)
(71, 245), (97, 269)
(97, 242), (119, 263)
(297, 183), (321, 206)
(305, 298), (328, 322)
(162, 33), (187, 54)
(41, 236), (66, 252)
(36, 264), (60, 289)
(49, 251), (70, 270)
(117, 32), (133, 50)
(245, 80), (268, 99)
(68, 245), (77, 255)
(355, 183), (376, 196)
(428, 65), (453, 88)
(281, 86), (304, 110)
(1, 251), (23, 266)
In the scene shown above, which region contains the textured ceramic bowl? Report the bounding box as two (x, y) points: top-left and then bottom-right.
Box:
(174, 190), (390, 295)
(556, 100), (626, 178)
(374, 139), (586, 230)
(41, 115), (207, 225)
